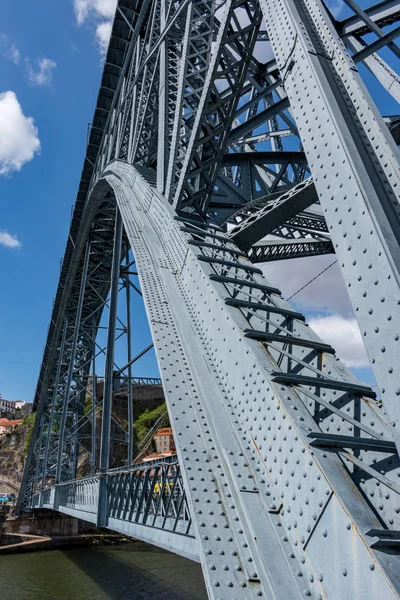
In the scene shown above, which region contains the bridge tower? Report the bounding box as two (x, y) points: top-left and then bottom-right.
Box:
(19, 1), (400, 598)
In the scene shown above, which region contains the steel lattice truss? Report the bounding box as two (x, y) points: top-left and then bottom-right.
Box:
(19, 0), (400, 598)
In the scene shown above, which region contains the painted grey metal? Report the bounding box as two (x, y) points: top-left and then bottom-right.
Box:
(101, 161), (400, 599)
(41, 318), (68, 489)
(124, 248), (134, 465)
(56, 239), (91, 483)
(229, 178), (321, 250)
(91, 325), (97, 475)
(258, 0), (400, 453)
(248, 238), (334, 262)
(35, 455), (198, 560)
(99, 210), (123, 473)
(18, 1), (400, 598)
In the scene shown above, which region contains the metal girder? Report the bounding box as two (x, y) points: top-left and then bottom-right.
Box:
(32, 456), (198, 561)
(228, 178), (318, 250)
(259, 0), (400, 455)
(101, 163), (400, 598)
(99, 209), (123, 474)
(338, 0), (400, 36)
(222, 150), (307, 166)
(228, 98), (291, 143)
(341, 0), (400, 60)
(18, 196), (145, 506)
(256, 1), (400, 104)
(248, 238), (335, 262)
(20, 156), (400, 597)
(170, 0), (264, 213)
(87, 0), (308, 218)
(333, 0), (400, 102)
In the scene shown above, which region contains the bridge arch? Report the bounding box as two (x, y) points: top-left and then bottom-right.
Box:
(17, 0), (400, 595)
(22, 159), (400, 599)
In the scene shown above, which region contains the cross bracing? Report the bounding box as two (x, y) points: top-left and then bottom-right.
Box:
(18, 0), (400, 598)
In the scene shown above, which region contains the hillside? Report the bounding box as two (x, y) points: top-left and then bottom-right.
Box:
(0, 414), (33, 493)
(0, 384), (167, 492)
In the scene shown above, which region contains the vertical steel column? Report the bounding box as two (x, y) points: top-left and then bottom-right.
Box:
(55, 240), (91, 483)
(99, 209), (123, 472)
(97, 209), (123, 528)
(125, 248), (134, 464)
(71, 412), (79, 480)
(128, 41), (141, 164)
(91, 324), (97, 475)
(41, 317), (68, 490)
(157, 0), (167, 193)
(32, 414), (45, 495)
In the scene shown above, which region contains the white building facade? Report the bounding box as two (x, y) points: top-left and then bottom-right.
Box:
(0, 398), (15, 417)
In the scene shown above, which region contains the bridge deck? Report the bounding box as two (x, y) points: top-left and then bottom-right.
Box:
(32, 456), (199, 562)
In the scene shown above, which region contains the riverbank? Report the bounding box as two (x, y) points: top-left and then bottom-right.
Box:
(0, 532), (130, 554)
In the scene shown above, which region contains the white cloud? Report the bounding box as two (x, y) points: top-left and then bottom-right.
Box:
(9, 44), (20, 65)
(0, 231), (21, 249)
(96, 21), (113, 55)
(26, 58), (57, 86)
(261, 255), (372, 370)
(261, 254), (352, 316)
(74, 0), (90, 24)
(74, 0), (117, 23)
(308, 314), (369, 368)
(73, 0), (117, 54)
(7, 43), (20, 65)
(0, 34), (20, 65)
(0, 91), (41, 176)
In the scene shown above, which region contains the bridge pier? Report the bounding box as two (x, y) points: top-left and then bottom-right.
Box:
(3, 510), (97, 538)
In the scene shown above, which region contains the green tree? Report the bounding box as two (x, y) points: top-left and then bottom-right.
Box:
(135, 402), (168, 442)
(22, 413), (36, 456)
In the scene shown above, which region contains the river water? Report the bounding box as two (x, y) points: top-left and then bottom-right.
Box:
(0, 542), (208, 600)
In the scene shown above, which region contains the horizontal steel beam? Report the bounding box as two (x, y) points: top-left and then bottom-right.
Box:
(247, 238), (335, 262)
(228, 98), (290, 142)
(338, 0), (400, 36)
(229, 179), (318, 250)
(222, 150), (307, 167)
(307, 432), (397, 453)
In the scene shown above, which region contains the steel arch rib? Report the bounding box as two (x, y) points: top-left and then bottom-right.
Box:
(89, 160), (399, 600)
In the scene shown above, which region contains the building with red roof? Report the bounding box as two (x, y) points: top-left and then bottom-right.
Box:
(153, 427), (175, 454)
(0, 418), (22, 435)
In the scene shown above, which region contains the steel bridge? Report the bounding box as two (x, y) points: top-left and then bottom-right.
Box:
(18, 0), (400, 597)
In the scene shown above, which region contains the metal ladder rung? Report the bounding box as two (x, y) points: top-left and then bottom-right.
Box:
(174, 215), (222, 231)
(271, 372), (376, 398)
(226, 297), (305, 321)
(244, 329), (335, 354)
(307, 432), (396, 453)
(188, 239), (247, 257)
(366, 529), (400, 548)
(199, 256), (263, 274)
(209, 274), (280, 294)
(180, 227), (228, 242)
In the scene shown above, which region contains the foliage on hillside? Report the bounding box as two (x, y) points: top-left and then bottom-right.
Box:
(22, 413), (36, 456)
(0, 392), (168, 485)
(135, 401), (169, 442)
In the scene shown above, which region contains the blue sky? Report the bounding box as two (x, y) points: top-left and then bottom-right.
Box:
(0, 1), (120, 400)
(0, 0), (397, 401)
